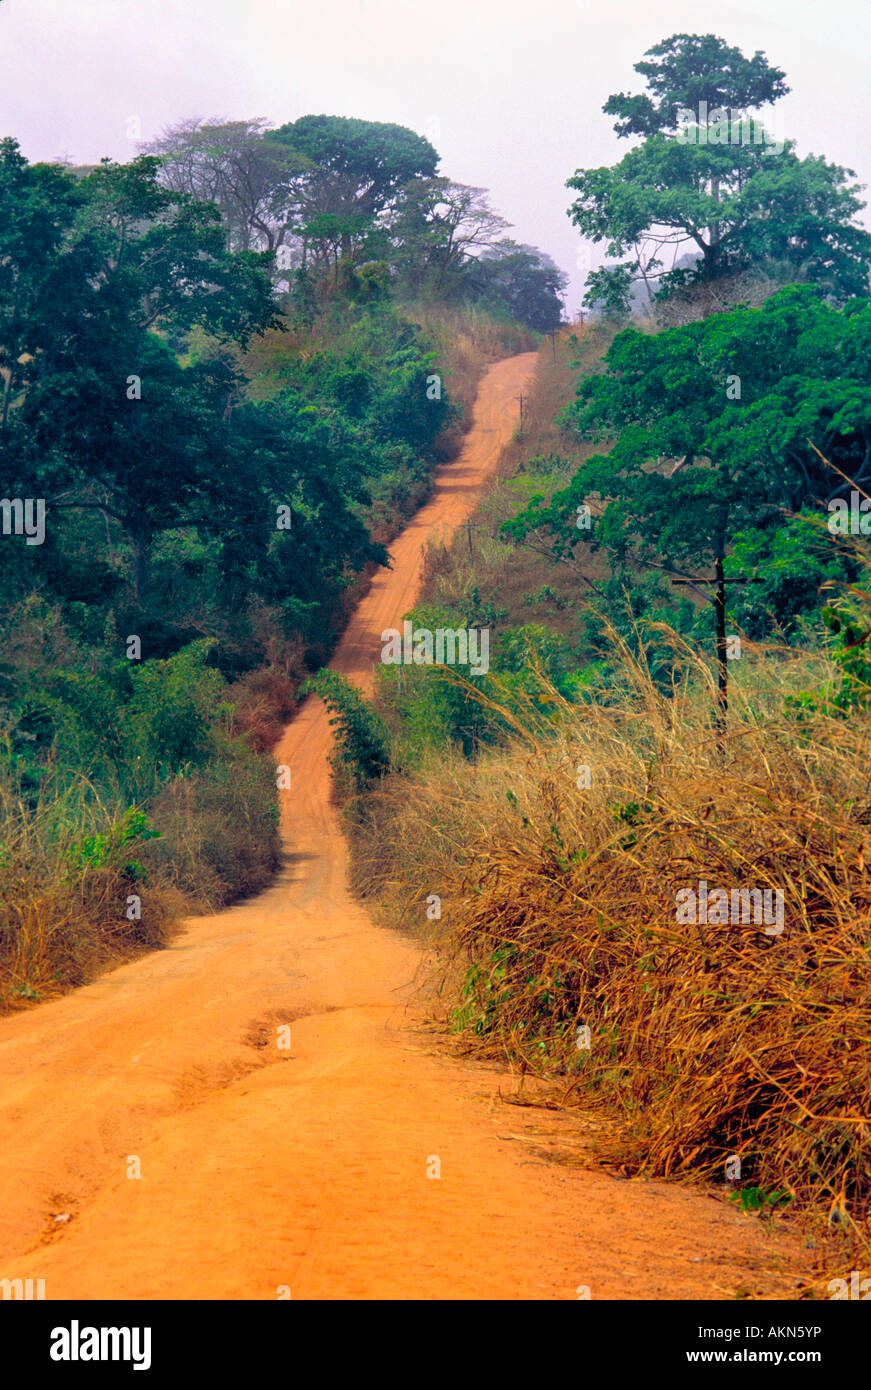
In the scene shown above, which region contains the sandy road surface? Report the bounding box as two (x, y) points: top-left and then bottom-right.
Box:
(0, 353), (804, 1299)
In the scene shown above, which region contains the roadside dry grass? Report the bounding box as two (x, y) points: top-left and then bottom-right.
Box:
(0, 739), (280, 1014)
(342, 326), (871, 1275)
(349, 631), (871, 1273)
(0, 782), (172, 1011)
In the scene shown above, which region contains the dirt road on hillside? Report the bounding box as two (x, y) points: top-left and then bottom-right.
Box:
(0, 353), (805, 1300)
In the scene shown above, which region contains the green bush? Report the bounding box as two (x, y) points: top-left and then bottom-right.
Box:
(304, 670), (390, 793)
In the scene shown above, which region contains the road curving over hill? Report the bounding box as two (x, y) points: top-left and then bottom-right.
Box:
(0, 352), (804, 1300)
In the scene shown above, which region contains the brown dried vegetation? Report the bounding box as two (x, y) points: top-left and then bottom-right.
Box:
(350, 634), (871, 1251)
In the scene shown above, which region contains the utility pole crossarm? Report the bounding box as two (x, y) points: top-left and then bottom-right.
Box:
(670, 577), (762, 584)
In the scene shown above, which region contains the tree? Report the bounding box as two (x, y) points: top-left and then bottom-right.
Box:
(723, 514), (856, 640)
(0, 149), (279, 606)
(268, 116), (439, 270)
(462, 242), (566, 331)
(581, 263), (634, 321)
(143, 118), (308, 257)
(504, 286), (871, 728)
(0, 138), (83, 432)
(208, 389), (387, 630)
(272, 115), (438, 212)
(391, 179), (508, 295)
(142, 115), (532, 310)
(68, 154), (277, 339)
(568, 34), (871, 303)
(602, 32), (788, 138)
(1, 143), (274, 467)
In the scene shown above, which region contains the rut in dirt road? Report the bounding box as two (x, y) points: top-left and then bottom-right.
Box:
(0, 353), (804, 1299)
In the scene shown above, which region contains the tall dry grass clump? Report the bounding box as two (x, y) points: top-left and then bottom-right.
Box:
(0, 780), (172, 1010)
(0, 741), (280, 1012)
(350, 629), (871, 1238)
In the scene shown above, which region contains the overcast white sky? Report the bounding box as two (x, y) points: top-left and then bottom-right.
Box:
(2, 0), (869, 310)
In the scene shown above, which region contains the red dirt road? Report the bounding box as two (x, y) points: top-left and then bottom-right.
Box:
(0, 353), (804, 1299)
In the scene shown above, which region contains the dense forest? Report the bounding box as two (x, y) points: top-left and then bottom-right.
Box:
(0, 113), (553, 994)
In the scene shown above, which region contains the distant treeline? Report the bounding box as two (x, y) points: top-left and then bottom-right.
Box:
(142, 114), (567, 330)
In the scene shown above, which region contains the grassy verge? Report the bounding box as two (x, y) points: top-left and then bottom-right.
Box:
(0, 741), (280, 1014)
(344, 635), (871, 1279)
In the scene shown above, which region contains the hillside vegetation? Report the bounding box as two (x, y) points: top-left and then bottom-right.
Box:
(0, 117), (544, 1009)
(4, 25), (871, 1290)
(315, 35), (871, 1267)
(334, 317), (871, 1282)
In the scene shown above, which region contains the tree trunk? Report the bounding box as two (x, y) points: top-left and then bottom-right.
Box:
(131, 525), (152, 604)
(708, 178), (721, 267)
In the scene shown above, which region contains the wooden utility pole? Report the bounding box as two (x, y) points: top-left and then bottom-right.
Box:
(459, 718), (480, 765)
(671, 570), (761, 752)
(517, 393), (524, 434)
(714, 556), (728, 728)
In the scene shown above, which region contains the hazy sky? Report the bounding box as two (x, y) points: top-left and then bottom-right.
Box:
(2, 0), (869, 309)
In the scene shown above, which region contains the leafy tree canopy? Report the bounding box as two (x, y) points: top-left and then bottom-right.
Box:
(143, 118), (309, 254)
(462, 242), (567, 331)
(569, 34), (871, 304)
(506, 285), (871, 578)
(603, 32), (789, 138)
(270, 115), (439, 215)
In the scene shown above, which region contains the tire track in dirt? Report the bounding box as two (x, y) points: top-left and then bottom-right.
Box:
(0, 353), (805, 1299)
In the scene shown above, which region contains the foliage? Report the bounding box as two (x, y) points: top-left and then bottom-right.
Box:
(303, 670), (391, 792)
(724, 514), (857, 639)
(568, 33), (871, 303)
(787, 582), (871, 715)
(504, 290), (871, 671)
(0, 110), (536, 1009)
(63, 808), (161, 879)
(462, 242), (566, 331)
(390, 179), (508, 297)
(581, 264), (635, 320)
(602, 32), (789, 138)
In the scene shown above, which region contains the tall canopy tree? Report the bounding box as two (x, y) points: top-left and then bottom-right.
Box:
(602, 32), (789, 138)
(268, 115), (439, 270)
(271, 115), (439, 215)
(0, 138), (83, 429)
(1, 150), (277, 600)
(143, 114), (532, 305)
(569, 33), (871, 307)
(0, 146), (381, 632)
(461, 242), (567, 331)
(143, 118), (308, 255)
(391, 179), (508, 295)
(1, 144), (276, 461)
(505, 285), (871, 720)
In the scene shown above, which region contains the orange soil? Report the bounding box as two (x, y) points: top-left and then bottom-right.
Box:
(0, 354), (806, 1300)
